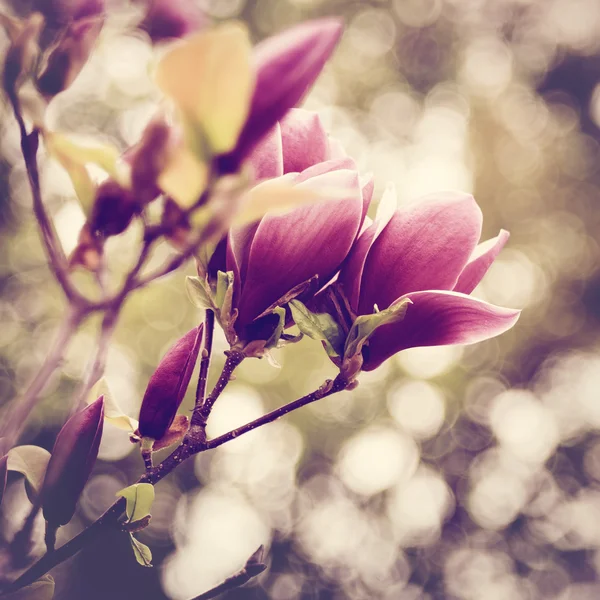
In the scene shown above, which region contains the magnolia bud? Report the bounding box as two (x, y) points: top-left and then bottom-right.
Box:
(90, 179), (140, 237)
(138, 325), (203, 441)
(40, 397), (104, 527)
(128, 117), (177, 205)
(36, 15), (103, 99)
(140, 0), (206, 43)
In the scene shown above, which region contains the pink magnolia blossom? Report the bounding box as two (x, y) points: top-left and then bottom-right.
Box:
(208, 109), (373, 344)
(337, 191), (520, 371)
(217, 19), (344, 174)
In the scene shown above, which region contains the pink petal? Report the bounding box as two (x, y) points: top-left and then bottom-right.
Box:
(362, 290), (520, 371)
(358, 192), (483, 315)
(338, 222), (378, 310)
(247, 123), (284, 181)
(219, 18), (343, 171)
(295, 157), (358, 183)
(280, 109), (331, 173)
(236, 169), (363, 327)
(454, 229), (510, 295)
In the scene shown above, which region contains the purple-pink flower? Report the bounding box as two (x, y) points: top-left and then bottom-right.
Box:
(207, 109), (372, 345)
(217, 19), (344, 174)
(337, 191), (520, 371)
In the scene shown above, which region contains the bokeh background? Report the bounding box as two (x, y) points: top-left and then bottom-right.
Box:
(1, 0), (600, 598)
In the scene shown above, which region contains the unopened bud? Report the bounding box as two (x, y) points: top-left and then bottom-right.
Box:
(139, 0), (206, 43)
(90, 179), (140, 237)
(40, 396), (104, 527)
(36, 15), (104, 99)
(138, 325), (203, 441)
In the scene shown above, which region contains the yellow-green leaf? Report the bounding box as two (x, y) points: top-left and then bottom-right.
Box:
(129, 534), (152, 567)
(7, 445), (51, 501)
(88, 378), (138, 432)
(44, 132), (122, 213)
(155, 22), (254, 154)
(158, 145), (207, 208)
(116, 483), (155, 523)
(4, 574), (55, 599)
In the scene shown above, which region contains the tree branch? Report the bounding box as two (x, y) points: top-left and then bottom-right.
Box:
(206, 375), (348, 451)
(2, 375), (349, 594)
(0, 306), (85, 452)
(190, 349), (244, 431)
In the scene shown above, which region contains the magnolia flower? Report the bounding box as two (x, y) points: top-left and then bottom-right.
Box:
(335, 190), (520, 371)
(138, 325), (203, 441)
(217, 19), (344, 173)
(40, 396), (104, 527)
(156, 18), (344, 205)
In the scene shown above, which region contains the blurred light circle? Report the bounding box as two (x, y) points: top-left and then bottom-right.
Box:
(97, 425), (136, 462)
(396, 344), (463, 379)
(54, 201), (86, 255)
(347, 9), (397, 59)
(337, 426), (419, 496)
(393, 0), (442, 28)
(387, 379), (445, 439)
(388, 467), (454, 545)
(490, 390), (559, 464)
(460, 37), (513, 97)
(205, 384), (264, 450)
(270, 573), (303, 600)
(166, 487), (270, 599)
(80, 473), (127, 521)
(199, 0), (245, 18)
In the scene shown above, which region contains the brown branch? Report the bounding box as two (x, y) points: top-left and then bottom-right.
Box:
(0, 306), (85, 452)
(195, 310), (215, 409)
(190, 350), (244, 431)
(14, 115), (81, 304)
(2, 375), (349, 594)
(206, 375), (347, 451)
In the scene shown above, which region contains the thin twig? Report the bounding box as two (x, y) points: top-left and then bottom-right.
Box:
(191, 350), (244, 430)
(69, 309), (119, 415)
(14, 114), (80, 303)
(0, 306), (85, 452)
(206, 376), (348, 451)
(2, 375), (349, 594)
(189, 546), (266, 600)
(195, 310), (215, 409)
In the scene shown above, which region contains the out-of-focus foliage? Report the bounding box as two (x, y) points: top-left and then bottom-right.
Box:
(1, 0), (600, 598)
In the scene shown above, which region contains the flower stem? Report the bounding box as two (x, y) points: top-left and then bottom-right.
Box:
(195, 310), (215, 409)
(191, 349), (244, 430)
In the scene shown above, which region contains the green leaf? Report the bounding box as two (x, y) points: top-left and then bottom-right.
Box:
(4, 574), (55, 599)
(116, 483), (155, 523)
(265, 306), (286, 350)
(88, 378), (138, 432)
(7, 445), (51, 502)
(215, 270), (233, 310)
(185, 275), (215, 311)
(289, 300), (344, 358)
(344, 298), (412, 360)
(129, 534), (153, 567)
